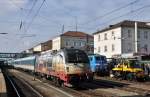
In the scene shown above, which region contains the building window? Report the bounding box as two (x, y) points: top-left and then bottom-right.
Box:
(98, 47), (101, 52)
(112, 31), (114, 36)
(127, 43), (132, 52)
(104, 33), (107, 40)
(98, 35), (100, 41)
(137, 30), (140, 38)
(66, 41), (69, 46)
(104, 45), (107, 52)
(74, 42), (76, 46)
(137, 44), (140, 52)
(144, 44), (148, 52)
(144, 31), (148, 39)
(82, 42), (86, 46)
(127, 30), (132, 37)
(79, 42), (82, 46)
(112, 44), (115, 51)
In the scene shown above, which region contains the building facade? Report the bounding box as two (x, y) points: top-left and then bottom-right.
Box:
(52, 31), (94, 54)
(94, 20), (150, 58)
(24, 40), (52, 54)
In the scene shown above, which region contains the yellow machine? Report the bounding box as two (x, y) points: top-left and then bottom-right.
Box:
(111, 59), (146, 80)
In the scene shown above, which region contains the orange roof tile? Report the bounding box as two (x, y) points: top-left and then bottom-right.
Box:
(61, 31), (93, 38)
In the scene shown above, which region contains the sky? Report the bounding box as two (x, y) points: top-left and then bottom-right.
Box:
(0, 0), (150, 53)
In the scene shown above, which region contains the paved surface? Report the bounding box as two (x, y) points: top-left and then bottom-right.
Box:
(10, 70), (74, 97)
(0, 69), (7, 97)
(97, 76), (150, 91)
(95, 88), (139, 97)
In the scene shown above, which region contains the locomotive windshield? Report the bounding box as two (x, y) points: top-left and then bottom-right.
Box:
(66, 49), (89, 63)
(129, 60), (141, 68)
(95, 56), (106, 62)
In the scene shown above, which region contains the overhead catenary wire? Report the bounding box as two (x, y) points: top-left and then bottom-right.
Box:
(83, 4), (150, 31)
(18, 0), (44, 52)
(24, 0), (45, 34)
(21, 0), (38, 30)
(79, 0), (140, 26)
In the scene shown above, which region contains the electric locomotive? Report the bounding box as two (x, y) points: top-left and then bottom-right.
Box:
(36, 48), (93, 87)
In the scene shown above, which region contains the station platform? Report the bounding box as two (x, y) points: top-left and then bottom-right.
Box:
(0, 69), (7, 97)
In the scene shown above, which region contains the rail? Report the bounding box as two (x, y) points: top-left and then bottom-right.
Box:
(5, 74), (21, 97)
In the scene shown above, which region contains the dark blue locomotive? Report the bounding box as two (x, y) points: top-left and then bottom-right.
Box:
(88, 54), (108, 75)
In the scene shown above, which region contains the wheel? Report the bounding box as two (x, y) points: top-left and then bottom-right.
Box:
(60, 81), (65, 87)
(126, 73), (134, 81)
(54, 77), (62, 87)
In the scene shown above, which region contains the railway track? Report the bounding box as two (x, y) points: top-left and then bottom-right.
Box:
(3, 72), (24, 97)
(96, 76), (150, 86)
(8, 69), (150, 97)
(94, 76), (150, 96)
(10, 69), (117, 97)
(3, 69), (44, 97)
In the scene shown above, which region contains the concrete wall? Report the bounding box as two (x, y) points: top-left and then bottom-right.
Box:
(33, 45), (42, 52)
(94, 26), (150, 58)
(122, 27), (150, 54)
(52, 36), (93, 54)
(94, 27), (122, 58)
(52, 37), (61, 50)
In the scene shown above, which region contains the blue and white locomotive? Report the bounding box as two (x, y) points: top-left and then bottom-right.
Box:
(88, 54), (108, 75)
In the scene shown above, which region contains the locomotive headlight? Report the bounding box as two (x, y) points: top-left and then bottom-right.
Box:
(42, 68), (46, 72)
(77, 64), (84, 67)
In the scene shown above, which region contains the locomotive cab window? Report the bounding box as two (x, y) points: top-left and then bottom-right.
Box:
(58, 55), (63, 64)
(89, 57), (93, 61)
(66, 49), (89, 63)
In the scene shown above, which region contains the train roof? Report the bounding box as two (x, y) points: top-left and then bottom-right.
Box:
(88, 54), (106, 57)
(59, 48), (86, 53)
(14, 56), (35, 62)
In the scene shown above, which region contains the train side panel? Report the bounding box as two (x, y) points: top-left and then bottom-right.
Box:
(89, 54), (108, 75)
(13, 56), (35, 71)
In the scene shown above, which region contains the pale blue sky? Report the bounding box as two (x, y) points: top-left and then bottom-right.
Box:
(0, 0), (150, 52)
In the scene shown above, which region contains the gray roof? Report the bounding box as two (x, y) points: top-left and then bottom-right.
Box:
(93, 20), (150, 35)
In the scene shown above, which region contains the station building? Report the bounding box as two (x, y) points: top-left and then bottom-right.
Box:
(52, 31), (94, 54)
(24, 40), (52, 54)
(94, 20), (150, 58)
